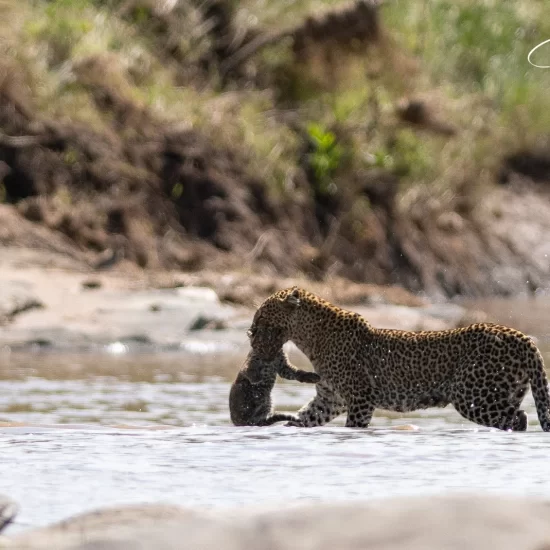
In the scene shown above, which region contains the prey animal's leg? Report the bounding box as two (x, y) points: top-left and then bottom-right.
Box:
(275, 354), (321, 384)
(258, 413), (303, 426)
(278, 363), (320, 384)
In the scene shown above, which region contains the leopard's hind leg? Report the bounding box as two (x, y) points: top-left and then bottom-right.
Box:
(450, 359), (529, 431)
(512, 410), (528, 431)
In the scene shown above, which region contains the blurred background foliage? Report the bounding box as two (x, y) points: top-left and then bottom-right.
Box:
(0, 0), (549, 296)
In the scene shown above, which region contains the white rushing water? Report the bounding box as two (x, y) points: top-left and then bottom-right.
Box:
(1, 300), (550, 533)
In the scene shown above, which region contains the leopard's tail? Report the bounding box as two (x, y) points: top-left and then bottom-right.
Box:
(528, 344), (550, 432)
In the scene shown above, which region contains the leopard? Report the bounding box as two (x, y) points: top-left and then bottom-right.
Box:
(247, 286), (550, 431)
(229, 339), (320, 427)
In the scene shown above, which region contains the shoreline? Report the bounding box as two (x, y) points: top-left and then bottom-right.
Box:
(0, 246), (483, 354)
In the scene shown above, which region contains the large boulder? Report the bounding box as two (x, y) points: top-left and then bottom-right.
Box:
(8, 494), (550, 550)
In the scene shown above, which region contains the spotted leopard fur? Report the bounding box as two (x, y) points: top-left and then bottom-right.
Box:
(229, 339), (320, 426)
(247, 287), (550, 431)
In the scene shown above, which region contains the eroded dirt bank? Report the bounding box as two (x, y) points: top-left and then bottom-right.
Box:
(2, 93), (550, 301)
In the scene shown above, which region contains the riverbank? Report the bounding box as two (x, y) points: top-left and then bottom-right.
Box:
(0, 245), (482, 353)
(1, 1), (550, 299)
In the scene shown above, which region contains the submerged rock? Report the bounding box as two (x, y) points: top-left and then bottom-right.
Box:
(0, 494), (17, 534)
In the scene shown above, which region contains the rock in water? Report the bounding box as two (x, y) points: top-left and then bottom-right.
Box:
(0, 494), (18, 533)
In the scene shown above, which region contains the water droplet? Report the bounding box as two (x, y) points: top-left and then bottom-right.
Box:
(105, 342), (128, 355)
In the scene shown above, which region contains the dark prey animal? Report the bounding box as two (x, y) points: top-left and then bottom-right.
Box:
(229, 344), (320, 426)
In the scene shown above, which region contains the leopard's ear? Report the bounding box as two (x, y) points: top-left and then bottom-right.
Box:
(283, 287), (301, 308)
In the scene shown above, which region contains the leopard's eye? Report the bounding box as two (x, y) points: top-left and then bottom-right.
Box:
(247, 326), (256, 339)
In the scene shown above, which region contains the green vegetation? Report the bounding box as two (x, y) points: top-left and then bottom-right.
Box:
(307, 123), (343, 194)
(6, 0), (549, 194)
(383, 0), (550, 135)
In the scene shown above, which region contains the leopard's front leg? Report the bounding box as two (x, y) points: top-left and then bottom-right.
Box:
(289, 382), (347, 427)
(345, 397), (374, 428)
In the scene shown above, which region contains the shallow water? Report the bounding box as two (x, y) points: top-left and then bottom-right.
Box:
(2, 300), (550, 533)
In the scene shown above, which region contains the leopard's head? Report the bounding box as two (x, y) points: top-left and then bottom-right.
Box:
(247, 287), (302, 361)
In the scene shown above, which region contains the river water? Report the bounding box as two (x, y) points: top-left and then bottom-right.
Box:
(2, 299), (550, 533)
